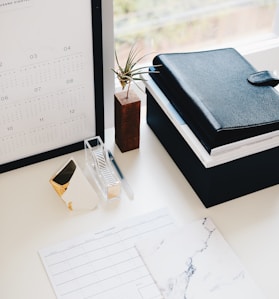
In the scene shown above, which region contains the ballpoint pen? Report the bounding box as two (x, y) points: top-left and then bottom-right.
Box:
(108, 150), (134, 200)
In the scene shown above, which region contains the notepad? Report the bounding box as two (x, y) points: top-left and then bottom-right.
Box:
(39, 209), (175, 299)
(136, 218), (265, 299)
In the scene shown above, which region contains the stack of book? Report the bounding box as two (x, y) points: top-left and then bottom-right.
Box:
(145, 48), (279, 207)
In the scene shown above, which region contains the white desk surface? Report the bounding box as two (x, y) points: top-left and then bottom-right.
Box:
(1, 114), (279, 299)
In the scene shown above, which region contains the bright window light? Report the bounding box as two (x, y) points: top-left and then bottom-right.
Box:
(114, 0), (278, 64)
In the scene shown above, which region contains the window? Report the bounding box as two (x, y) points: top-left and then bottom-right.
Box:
(113, 0), (279, 65)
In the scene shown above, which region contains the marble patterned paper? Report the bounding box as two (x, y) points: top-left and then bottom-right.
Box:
(136, 218), (265, 299)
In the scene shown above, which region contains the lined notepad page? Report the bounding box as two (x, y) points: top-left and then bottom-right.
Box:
(39, 209), (175, 299)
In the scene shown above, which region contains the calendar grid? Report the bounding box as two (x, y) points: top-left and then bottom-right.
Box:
(0, 0), (104, 172)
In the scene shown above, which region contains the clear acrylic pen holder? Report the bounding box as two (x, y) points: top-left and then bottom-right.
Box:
(85, 136), (121, 201)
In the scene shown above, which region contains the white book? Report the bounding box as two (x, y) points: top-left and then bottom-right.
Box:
(145, 75), (279, 168)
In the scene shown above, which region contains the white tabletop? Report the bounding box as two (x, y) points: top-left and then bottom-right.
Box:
(1, 113), (279, 299)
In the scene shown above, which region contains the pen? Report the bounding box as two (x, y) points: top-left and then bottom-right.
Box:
(108, 150), (134, 200)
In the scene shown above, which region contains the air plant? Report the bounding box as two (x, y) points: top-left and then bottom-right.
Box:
(112, 45), (161, 99)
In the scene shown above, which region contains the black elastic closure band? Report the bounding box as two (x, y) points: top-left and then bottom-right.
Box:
(248, 70), (279, 87)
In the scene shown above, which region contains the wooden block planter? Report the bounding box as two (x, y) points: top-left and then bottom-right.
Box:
(114, 90), (141, 152)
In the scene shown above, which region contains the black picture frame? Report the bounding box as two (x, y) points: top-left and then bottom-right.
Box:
(0, 0), (104, 174)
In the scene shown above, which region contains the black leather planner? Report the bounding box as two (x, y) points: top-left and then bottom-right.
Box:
(150, 48), (279, 153)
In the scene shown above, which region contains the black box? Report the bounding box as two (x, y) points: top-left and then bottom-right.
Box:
(146, 78), (279, 208)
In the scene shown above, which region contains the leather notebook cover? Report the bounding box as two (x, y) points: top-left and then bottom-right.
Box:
(150, 48), (279, 152)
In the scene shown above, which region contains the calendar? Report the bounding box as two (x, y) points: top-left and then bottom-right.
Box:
(0, 0), (104, 172)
